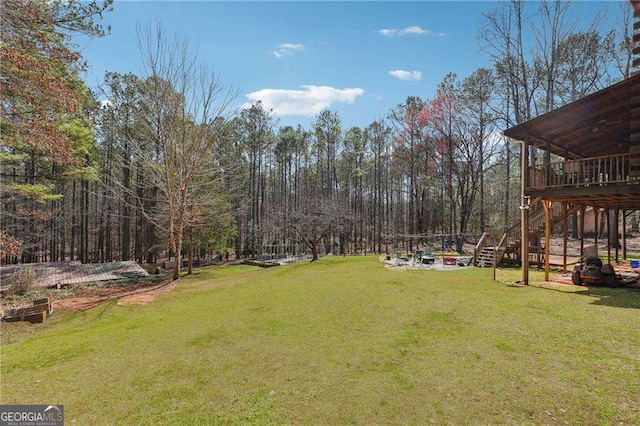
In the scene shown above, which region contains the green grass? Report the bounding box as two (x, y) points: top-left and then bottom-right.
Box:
(1, 256), (639, 424)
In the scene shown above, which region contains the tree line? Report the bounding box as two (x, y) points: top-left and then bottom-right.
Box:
(0, 0), (632, 278)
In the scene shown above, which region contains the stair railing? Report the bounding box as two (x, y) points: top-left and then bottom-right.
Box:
(474, 198), (578, 267)
(474, 228), (501, 265)
(473, 232), (489, 266)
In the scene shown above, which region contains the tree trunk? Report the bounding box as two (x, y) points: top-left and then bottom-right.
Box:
(71, 180), (76, 260)
(172, 231), (182, 281)
(187, 227), (194, 275)
(83, 178), (89, 263)
(609, 210), (621, 249)
(121, 142), (131, 261)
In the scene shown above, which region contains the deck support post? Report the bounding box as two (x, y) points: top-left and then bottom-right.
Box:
(623, 210), (628, 260)
(615, 209), (620, 262)
(606, 209), (611, 263)
(543, 200), (551, 282)
(521, 135), (530, 285)
(594, 208), (599, 258)
(579, 205), (586, 257)
(563, 203), (569, 273)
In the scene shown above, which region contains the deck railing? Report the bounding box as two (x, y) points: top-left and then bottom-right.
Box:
(528, 152), (640, 190)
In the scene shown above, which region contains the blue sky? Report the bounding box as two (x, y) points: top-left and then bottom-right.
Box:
(75, 1), (623, 130)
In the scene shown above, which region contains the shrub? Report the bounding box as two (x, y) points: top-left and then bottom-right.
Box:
(8, 267), (35, 296)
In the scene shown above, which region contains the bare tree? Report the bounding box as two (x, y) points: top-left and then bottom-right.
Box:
(459, 68), (498, 234)
(479, 1), (536, 232)
(480, 0), (536, 125)
(609, 0), (633, 80)
(131, 22), (235, 280)
(532, 0), (576, 114)
(555, 30), (614, 103)
(289, 194), (350, 262)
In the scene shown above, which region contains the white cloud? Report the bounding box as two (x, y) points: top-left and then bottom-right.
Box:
(273, 43), (304, 58)
(389, 70), (422, 82)
(377, 26), (430, 37)
(399, 26), (429, 36)
(377, 29), (397, 37)
(437, 32), (447, 37)
(244, 85), (365, 116)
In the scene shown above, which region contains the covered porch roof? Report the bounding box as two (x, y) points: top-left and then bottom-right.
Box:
(503, 75), (637, 160)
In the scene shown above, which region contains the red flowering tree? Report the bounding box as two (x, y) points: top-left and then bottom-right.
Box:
(418, 73), (462, 250)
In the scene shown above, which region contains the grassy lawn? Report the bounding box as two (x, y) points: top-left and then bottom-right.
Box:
(1, 256), (639, 424)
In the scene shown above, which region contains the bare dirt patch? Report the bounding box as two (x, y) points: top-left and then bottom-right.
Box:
(53, 279), (176, 312)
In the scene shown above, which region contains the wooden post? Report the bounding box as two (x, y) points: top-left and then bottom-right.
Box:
(594, 208), (599, 258)
(493, 242), (497, 281)
(543, 200), (551, 282)
(580, 205), (585, 257)
(615, 210), (619, 263)
(521, 136), (530, 285)
(623, 210), (627, 260)
(606, 209), (611, 263)
(563, 203), (568, 274)
(544, 141), (551, 186)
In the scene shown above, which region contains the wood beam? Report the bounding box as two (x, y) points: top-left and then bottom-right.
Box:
(524, 134), (585, 160)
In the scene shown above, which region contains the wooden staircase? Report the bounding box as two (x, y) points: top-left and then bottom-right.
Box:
(475, 228), (503, 267)
(475, 246), (498, 267)
(474, 200), (580, 267)
(473, 224), (521, 268)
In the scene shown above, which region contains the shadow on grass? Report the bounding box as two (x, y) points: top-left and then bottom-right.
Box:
(535, 282), (640, 310)
(577, 286), (640, 309)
